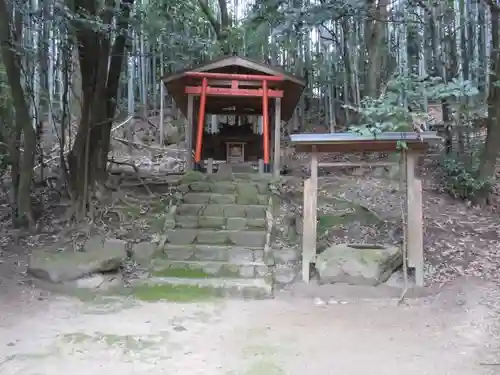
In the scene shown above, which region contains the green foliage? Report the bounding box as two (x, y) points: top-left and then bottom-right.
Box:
(440, 153), (492, 200)
(345, 74), (479, 136)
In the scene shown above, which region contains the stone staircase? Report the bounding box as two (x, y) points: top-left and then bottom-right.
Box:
(149, 172), (274, 299)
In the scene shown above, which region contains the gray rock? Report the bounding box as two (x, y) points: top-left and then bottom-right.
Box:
(190, 181), (211, 192)
(216, 163), (233, 179)
(28, 237), (127, 283)
(131, 242), (157, 267)
(239, 265), (255, 278)
(315, 243), (402, 286)
(225, 217), (247, 230)
(229, 231), (266, 247)
(165, 229), (197, 244)
(210, 194), (236, 204)
(273, 247), (300, 264)
(198, 216), (226, 229)
(175, 215), (199, 228)
(183, 193), (211, 204)
(196, 230), (229, 244)
(228, 247), (254, 263)
(211, 182), (236, 194)
(274, 265), (298, 285)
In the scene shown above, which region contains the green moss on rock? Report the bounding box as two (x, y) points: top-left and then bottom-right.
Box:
(131, 284), (218, 302)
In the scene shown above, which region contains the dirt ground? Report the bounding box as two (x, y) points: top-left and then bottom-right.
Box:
(1, 248), (500, 375)
(1, 169), (500, 374)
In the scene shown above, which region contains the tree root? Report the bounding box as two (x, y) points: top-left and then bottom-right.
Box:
(107, 158), (153, 196)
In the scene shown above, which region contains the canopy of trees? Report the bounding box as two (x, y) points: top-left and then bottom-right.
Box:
(0, 0), (499, 225)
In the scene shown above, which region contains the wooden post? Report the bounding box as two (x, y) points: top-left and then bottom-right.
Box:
(186, 95), (194, 169)
(207, 158), (213, 174)
(311, 151), (318, 245)
(194, 77), (208, 170)
(301, 152), (318, 283)
(262, 80), (270, 172)
(406, 151), (424, 286)
(273, 97), (281, 178)
(258, 159), (264, 174)
(302, 178), (313, 283)
(210, 114), (218, 134)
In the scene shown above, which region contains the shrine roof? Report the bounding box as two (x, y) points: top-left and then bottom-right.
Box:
(162, 56), (306, 122)
(290, 132), (442, 153)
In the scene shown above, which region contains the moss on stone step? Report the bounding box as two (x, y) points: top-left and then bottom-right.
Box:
(152, 261), (247, 278)
(131, 284), (218, 302)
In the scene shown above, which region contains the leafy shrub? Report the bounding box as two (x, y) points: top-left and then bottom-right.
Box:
(440, 153), (492, 200)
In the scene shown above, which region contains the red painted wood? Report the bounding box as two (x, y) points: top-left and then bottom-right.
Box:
(185, 86), (283, 98)
(262, 80), (269, 164)
(194, 77), (208, 163)
(185, 71), (284, 81)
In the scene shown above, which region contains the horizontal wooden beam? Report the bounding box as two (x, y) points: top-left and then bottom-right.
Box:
(318, 162), (397, 168)
(185, 71), (284, 81)
(295, 142), (428, 154)
(204, 79), (281, 88)
(185, 86), (284, 98)
(206, 109), (260, 115)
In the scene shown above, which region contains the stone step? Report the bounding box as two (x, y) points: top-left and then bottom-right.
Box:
(177, 203), (267, 219)
(132, 277), (273, 299)
(183, 192), (269, 205)
(151, 260), (270, 279)
(178, 180), (270, 195)
(175, 215), (266, 230)
(161, 244), (266, 263)
(164, 229), (266, 247)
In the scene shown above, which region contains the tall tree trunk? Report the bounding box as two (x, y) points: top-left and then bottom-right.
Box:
(67, 0), (134, 218)
(0, 0), (37, 226)
(364, 0), (388, 98)
(477, 0), (500, 203)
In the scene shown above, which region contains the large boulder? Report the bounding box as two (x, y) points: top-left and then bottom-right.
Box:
(28, 237), (127, 283)
(315, 243), (402, 286)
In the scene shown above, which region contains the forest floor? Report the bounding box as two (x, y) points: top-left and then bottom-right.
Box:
(1, 264), (500, 375)
(2, 155), (500, 374)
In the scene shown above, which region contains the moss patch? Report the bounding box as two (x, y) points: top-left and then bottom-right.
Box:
(131, 284), (218, 302)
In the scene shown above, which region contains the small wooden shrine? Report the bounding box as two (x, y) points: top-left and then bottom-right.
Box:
(162, 56), (305, 176)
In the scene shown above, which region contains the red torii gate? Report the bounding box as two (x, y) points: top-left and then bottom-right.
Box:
(162, 56), (305, 175)
(184, 71), (284, 172)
